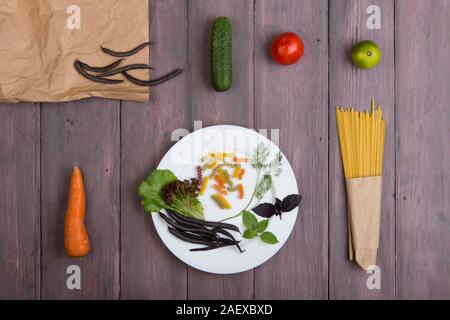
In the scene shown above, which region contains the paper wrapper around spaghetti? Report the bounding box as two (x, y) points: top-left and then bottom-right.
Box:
(345, 176), (382, 270)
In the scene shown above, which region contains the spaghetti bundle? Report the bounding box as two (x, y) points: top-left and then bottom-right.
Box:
(336, 100), (386, 270)
(336, 100), (385, 179)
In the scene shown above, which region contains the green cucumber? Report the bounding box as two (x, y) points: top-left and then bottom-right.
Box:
(211, 16), (232, 92)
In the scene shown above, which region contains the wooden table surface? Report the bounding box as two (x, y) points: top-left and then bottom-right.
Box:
(1, 0), (449, 300)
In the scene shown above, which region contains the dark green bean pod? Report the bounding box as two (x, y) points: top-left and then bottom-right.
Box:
(167, 209), (240, 233)
(73, 60), (123, 84)
(168, 227), (218, 247)
(101, 41), (153, 57)
(159, 212), (219, 240)
(77, 58), (124, 73)
(122, 68), (184, 86)
(190, 243), (234, 252)
(213, 227), (245, 253)
(97, 64), (153, 77)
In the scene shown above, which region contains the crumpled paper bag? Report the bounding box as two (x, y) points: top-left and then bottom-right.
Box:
(0, 0), (149, 103)
(346, 176), (382, 270)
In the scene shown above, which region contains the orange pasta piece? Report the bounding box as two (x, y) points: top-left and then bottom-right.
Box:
(217, 167), (233, 186)
(238, 168), (245, 180)
(233, 156), (249, 163)
(213, 184), (228, 195)
(213, 174), (226, 186)
(237, 183), (244, 199)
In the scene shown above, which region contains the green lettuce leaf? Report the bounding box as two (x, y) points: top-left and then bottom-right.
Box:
(138, 169), (177, 213)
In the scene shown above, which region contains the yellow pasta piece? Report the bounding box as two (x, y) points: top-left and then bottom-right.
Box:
(217, 167), (233, 186)
(211, 194), (231, 209)
(232, 167), (240, 178)
(199, 176), (209, 195)
(207, 160), (217, 169)
(209, 152), (234, 162)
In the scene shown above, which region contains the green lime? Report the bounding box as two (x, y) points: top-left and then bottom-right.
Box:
(351, 40), (381, 69)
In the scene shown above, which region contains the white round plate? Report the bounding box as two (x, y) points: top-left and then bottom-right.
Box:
(152, 125), (299, 274)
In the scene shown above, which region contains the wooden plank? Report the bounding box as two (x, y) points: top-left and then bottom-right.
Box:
(254, 0), (328, 299)
(40, 99), (120, 299)
(120, 0), (189, 299)
(396, 0), (450, 299)
(0, 103), (40, 299)
(329, 0), (395, 299)
(187, 0), (254, 299)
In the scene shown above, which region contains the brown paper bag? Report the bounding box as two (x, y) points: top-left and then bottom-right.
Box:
(0, 0), (149, 103)
(346, 176), (382, 270)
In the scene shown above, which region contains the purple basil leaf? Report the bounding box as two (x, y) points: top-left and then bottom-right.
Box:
(274, 198), (282, 212)
(281, 194), (302, 212)
(252, 203), (275, 218)
(274, 198), (283, 218)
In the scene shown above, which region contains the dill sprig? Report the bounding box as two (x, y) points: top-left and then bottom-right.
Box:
(252, 147), (282, 202)
(254, 174), (272, 201)
(251, 143), (270, 170)
(250, 143), (282, 177)
(220, 143), (284, 222)
(268, 152), (283, 177)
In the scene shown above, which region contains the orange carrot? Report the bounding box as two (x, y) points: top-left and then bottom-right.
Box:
(64, 166), (90, 257)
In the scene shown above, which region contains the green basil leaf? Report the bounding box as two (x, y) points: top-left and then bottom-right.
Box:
(243, 229), (257, 239)
(260, 231), (279, 244)
(255, 219), (269, 233)
(242, 210), (258, 229)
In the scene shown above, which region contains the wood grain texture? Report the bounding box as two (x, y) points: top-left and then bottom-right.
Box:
(120, 0), (189, 299)
(186, 0), (255, 299)
(1, 0), (450, 300)
(40, 99), (120, 299)
(254, 0), (328, 299)
(0, 103), (40, 299)
(329, 0), (395, 299)
(396, 0), (450, 299)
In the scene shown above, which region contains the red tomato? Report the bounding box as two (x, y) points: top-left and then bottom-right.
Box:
(271, 32), (304, 65)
